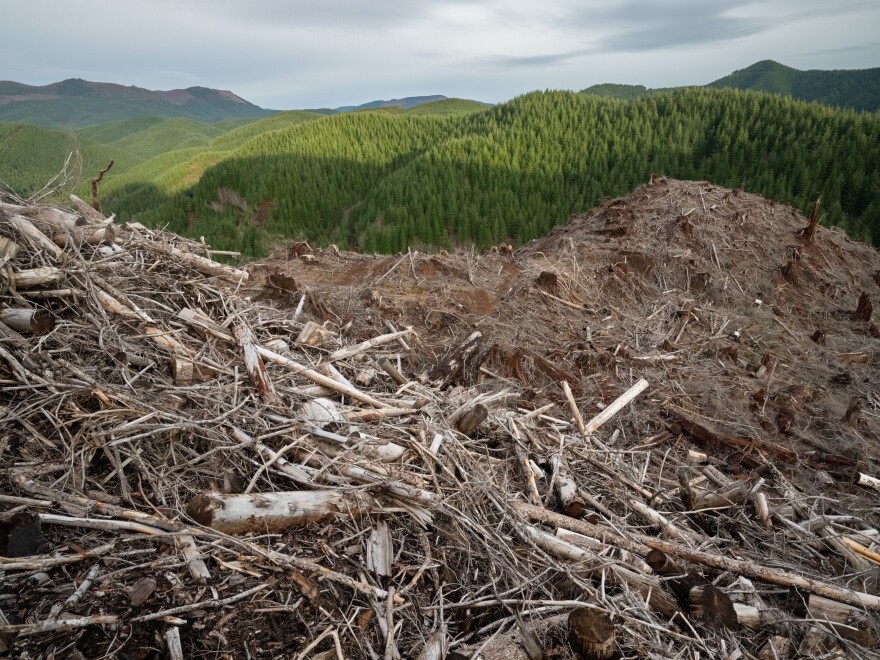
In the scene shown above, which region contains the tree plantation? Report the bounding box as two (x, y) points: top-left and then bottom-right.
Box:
(98, 88), (879, 256)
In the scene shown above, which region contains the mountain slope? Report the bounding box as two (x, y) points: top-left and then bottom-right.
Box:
(0, 78), (274, 127)
(336, 95), (449, 112)
(583, 61), (880, 112)
(102, 88), (880, 256)
(708, 60), (880, 112)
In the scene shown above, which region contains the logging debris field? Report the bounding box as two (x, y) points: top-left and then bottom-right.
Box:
(1, 178), (879, 659)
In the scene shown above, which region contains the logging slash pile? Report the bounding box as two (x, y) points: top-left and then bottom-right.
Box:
(1, 178), (879, 659)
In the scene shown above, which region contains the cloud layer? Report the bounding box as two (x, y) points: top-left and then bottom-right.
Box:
(3, 0), (878, 108)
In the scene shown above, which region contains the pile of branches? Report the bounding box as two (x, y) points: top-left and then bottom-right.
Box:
(0, 194), (879, 659)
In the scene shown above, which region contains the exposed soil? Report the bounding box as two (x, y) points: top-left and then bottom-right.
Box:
(3, 178), (879, 659)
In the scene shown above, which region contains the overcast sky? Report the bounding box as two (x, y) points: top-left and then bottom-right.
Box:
(3, 0), (878, 109)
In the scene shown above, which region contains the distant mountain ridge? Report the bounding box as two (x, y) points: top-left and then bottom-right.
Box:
(335, 95), (449, 112)
(582, 60), (880, 112)
(0, 78), (275, 127)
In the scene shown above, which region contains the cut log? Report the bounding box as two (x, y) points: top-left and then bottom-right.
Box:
(645, 549), (683, 576)
(857, 472), (880, 492)
(687, 584), (740, 629)
(6, 214), (63, 259)
(693, 479), (751, 510)
(134, 238), (248, 284)
(52, 224), (115, 248)
(296, 320), (332, 347)
(551, 454), (586, 518)
(330, 327), (415, 361)
(422, 330), (482, 388)
(171, 357), (217, 385)
(186, 490), (371, 534)
(234, 320), (277, 399)
(377, 357), (408, 385)
(10, 267), (63, 289)
(0, 308), (55, 335)
(807, 594), (877, 647)
(568, 609), (616, 660)
(511, 501), (880, 610)
(456, 404), (488, 436)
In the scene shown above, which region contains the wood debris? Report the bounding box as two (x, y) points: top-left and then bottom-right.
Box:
(1, 180), (879, 658)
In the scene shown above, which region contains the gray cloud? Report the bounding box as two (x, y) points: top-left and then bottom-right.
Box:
(2, 0), (878, 108)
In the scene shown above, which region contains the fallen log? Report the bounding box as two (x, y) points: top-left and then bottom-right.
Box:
(186, 490), (372, 534)
(511, 500), (880, 611)
(11, 266), (63, 289)
(0, 308), (55, 335)
(422, 330), (481, 388)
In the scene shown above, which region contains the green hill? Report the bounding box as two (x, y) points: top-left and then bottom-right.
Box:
(0, 78), (274, 127)
(101, 88), (880, 256)
(708, 60), (880, 112)
(584, 61), (880, 112)
(406, 98), (491, 116)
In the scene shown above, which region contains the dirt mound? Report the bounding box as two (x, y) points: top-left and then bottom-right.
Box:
(1, 179), (879, 659)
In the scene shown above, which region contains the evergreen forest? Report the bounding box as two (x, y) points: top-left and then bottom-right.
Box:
(100, 88), (880, 256)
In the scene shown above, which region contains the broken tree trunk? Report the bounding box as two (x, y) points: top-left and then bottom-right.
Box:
(568, 609), (616, 660)
(89, 161), (114, 212)
(186, 490), (372, 534)
(798, 197), (821, 244)
(234, 319), (277, 399)
(852, 292), (873, 322)
(0, 308), (55, 335)
(422, 330), (482, 388)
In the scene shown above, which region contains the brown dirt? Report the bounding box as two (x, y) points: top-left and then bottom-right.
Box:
(254, 178), (880, 483)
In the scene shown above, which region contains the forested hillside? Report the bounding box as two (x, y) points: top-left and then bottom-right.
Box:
(709, 60), (880, 112)
(101, 88), (880, 256)
(583, 60), (880, 112)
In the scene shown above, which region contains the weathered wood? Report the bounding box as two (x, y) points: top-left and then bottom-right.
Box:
(0, 236), (18, 268)
(367, 519), (393, 577)
(171, 357), (217, 385)
(296, 320), (332, 347)
(6, 214), (63, 259)
(798, 197), (821, 244)
(583, 378), (649, 435)
(52, 224), (115, 248)
(234, 319), (277, 399)
(693, 479), (751, 510)
(687, 584), (740, 629)
(551, 454), (586, 518)
(568, 609), (616, 660)
(0, 308), (55, 335)
(808, 594), (876, 647)
(422, 330), (482, 388)
(256, 345), (392, 409)
(10, 266), (63, 289)
(165, 625), (184, 660)
(377, 357), (408, 385)
(186, 490), (371, 534)
(456, 404), (488, 435)
(852, 292), (873, 323)
(511, 500), (880, 610)
(330, 327), (415, 361)
(135, 238), (249, 284)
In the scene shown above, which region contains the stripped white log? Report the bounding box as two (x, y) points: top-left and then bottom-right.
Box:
(165, 626), (184, 660)
(177, 307), (234, 342)
(560, 380), (587, 436)
(11, 267), (63, 289)
(6, 214), (63, 258)
(367, 519), (393, 576)
(256, 346), (391, 409)
(330, 327), (415, 361)
(134, 239), (249, 284)
(629, 499), (701, 544)
(857, 472), (880, 492)
(70, 194), (108, 223)
(584, 378), (649, 435)
(177, 535), (211, 581)
(186, 490), (371, 534)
